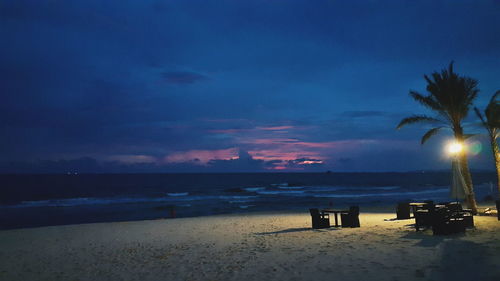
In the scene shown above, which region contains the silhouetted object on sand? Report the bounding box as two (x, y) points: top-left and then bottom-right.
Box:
(413, 201), (471, 234)
(396, 202), (411, 219)
(309, 208), (330, 229)
(432, 208), (466, 235)
(446, 202), (474, 228)
(496, 200), (500, 221)
(414, 201), (435, 231)
(340, 206), (360, 227)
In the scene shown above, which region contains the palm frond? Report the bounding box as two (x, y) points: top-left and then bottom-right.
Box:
(489, 90), (500, 105)
(409, 91), (442, 111)
(420, 62), (479, 124)
(448, 61), (454, 74)
(396, 115), (444, 130)
(474, 107), (488, 128)
(463, 134), (478, 140)
(421, 127), (444, 144)
(485, 90), (500, 129)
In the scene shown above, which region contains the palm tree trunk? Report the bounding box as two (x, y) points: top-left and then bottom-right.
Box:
(490, 135), (500, 199)
(458, 152), (478, 214)
(455, 130), (478, 214)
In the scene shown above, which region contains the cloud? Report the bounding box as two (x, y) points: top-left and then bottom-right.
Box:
(206, 150), (266, 172)
(164, 148), (238, 164)
(105, 155), (156, 164)
(0, 0), (498, 172)
(283, 158), (324, 170)
(162, 71), (207, 84)
(256, 126), (294, 131)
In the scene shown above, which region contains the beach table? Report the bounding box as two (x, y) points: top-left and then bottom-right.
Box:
(409, 202), (446, 214)
(409, 202), (426, 216)
(321, 208), (347, 227)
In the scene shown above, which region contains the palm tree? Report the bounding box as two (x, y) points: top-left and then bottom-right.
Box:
(474, 91), (500, 198)
(397, 62), (479, 213)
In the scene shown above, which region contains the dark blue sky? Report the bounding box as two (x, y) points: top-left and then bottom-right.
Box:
(1, 0), (499, 172)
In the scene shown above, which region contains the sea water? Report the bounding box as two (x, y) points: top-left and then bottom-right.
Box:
(0, 172), (496, 229)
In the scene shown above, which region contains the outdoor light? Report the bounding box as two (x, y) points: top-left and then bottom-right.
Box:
(447, 141), (463, 155)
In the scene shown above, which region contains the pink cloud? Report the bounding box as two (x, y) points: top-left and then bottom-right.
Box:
(270, 166), (288, 170)
(249, 150), (324, 161)
(164, 148), (239, 164)
(242, 138), (299, 145)
(256, 126), (294, 131)
(267, 165), (308, 171)
(244, 139), (387, 169)
(161, 138), (405, 171)
(241, 138), (347, 149)
(296, 159), (323, 165)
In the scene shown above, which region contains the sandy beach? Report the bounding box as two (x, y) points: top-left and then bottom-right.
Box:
(1, 206), (499, 281)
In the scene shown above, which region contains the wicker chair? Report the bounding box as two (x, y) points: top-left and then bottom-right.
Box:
(446, 202), (474, 228)
(396, 202), (411, 219)
(432, 208), (466, 235)
(309, 208), (330, 229)
(414, 202), (435, 231)
(340, 206), (360, 228)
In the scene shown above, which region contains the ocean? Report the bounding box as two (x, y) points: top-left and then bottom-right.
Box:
(0, 172), (496, 230)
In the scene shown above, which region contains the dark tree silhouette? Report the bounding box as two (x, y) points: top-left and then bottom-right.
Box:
(397, 62), (479, 213)
(475, 91), (500, 198)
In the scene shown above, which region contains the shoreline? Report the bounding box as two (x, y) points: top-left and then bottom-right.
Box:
(1, 207), (499, 280)
(1, 202), (497, 231)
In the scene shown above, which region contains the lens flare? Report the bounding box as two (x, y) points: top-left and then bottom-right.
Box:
(469, 141), (482, 155)
(447, 141), (463, 155)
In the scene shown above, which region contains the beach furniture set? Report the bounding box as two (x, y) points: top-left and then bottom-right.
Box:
(398, 201), (474, 235)
(309, 206), (360, 229)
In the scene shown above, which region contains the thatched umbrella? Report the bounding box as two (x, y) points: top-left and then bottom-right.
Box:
(450, 158), (467, 201)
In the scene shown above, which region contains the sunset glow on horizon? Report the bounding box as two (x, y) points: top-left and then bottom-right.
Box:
(1, 1), (498, 173)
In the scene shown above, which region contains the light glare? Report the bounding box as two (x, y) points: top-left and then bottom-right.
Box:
(447, 142), (463, 155)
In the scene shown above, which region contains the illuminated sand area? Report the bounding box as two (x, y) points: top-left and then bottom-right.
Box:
(1, 207), (499, 281)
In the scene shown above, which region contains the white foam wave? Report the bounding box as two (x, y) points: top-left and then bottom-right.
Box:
(257, 190), (305, 195)
(243, 187), (266, 192)
(313, 188), (448, 198)
(371, 186), (400, 190)
(308, 186), (400, 192)
(167, 192), (189, 197)
(277, 186), (304, 190)
(219, 195), (258, 200)
(228, 200), (251, 203)
(239, 205), (255, 209)
(16, 197), (152, 207)
(8, 195), (220, 208)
